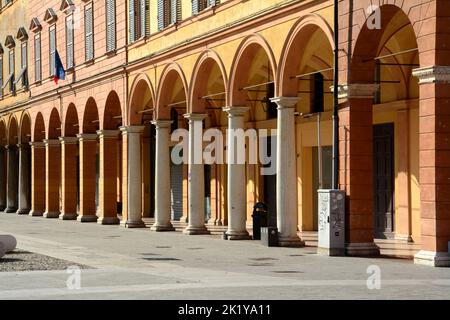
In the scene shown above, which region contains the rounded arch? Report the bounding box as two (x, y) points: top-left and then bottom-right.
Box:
(129, 73), (156, 125)
(82, 97), (100, 134)
(47, 108), (61, 139)
(278, 14), (334, 96)
(188, 49), (229, 113)
(19, 112), (32, 144)
(33, 112), (45, 142)
(64, 103), (79, 137)
(7, 116), (19, 145)
(228, 34), (278, 107)
(156, 62), (189, 120)
(103, 91), (123, 130)
(0, 119), (7, 147)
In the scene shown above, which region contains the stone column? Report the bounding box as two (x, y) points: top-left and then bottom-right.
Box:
(16, 143), (31, 215)
(0, 147), (7, 211)
(338, 84), (380, 256)
(413, 66), (450, 267)
(223, 106), (251, 240)
(29, 142), (45, 216)
(97, 130), (120, 225)
(43, 139), (61, 218)
(59, 137), (78, 220)
(183, 113), (210, 235)
(150, 121), (175, 232)
(271, 97), (305, 247)
(5, 145), (19, 213)
(77, 134), (98, 222)
(120, 126), (145, 228)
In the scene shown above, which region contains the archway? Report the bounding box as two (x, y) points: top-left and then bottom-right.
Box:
(5, 116), (19, 213)
(17, 113), (32, 214)
(0, 120), (7, 211)
(29, 112), (46, 216)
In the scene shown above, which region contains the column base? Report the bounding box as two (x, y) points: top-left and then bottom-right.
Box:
(4, 207), (18, 213)
(121, 220), (145, 228)
(318, 247), (345, 256)
(59, 212), (78, 220)
(183, 225), (210, 235)
(150, 223), (175, 232)
(226, 230), (251, 240)
(278, 237), (305, 248)
(29, 210), (43, 217)
(16, 208), (30, 215)
(43, 211), (60, 219)
(77, 215), (98, 223)
(394, 234), (414, 243)
(98, 216), (120, 225)
(414, 250), (450, 268)
(346, 242), (380, 256)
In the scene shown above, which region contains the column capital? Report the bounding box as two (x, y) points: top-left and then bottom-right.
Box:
(334, 83), (379, 99)
(119, 125), (145, 134)
(5, 144), (17, 150)
(43, 139), (60, 146)
(97, 130), (119, 139)
(76, 133), (98, 141)
(413, 65), (450, 84)
(183, 113), (207, 122)
(270, 97), (299, 109)
(222, 106), (250, 117)
(29, 141), (45, 148)
(59, 137), (78, 145)
(150, 120), (172, 129)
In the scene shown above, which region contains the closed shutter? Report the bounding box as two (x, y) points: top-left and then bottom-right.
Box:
(129, 0), (135, 42)
(85, 5), (94, 61)
(106, 0), (116, 51)
(140, 0), (149, 38)
(34, 34), (41, 82)
(209, 0), (219, 7)
(21, 43), (27, 69)
(170, 162), (183, 221)
(9, 50), (14, 75)
(192, 0), (199, 15)
(170, 0), (181, 24)
(157, 0), (164, 30)
(49, 27), (56, 76)
(66, 15), (74, 68)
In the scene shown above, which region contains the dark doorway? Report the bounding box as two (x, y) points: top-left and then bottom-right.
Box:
(204, 165), (211, 223)
(312, 146), (333, 230)
(373, 123), (395, 239)
(263, 135), (277, 227)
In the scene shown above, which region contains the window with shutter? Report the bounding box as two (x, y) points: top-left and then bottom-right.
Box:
(9, 49), (14, 75)
(34, 34), (41, 82)
(129, 0), (135, 42)
(106, 0), (116, 51)
(140, 0), (149, 38)
(66, 15), (74, 69)
(49, 26), (56, 76)
(85, 4), (94, 61)
(21, 42), (27, 69)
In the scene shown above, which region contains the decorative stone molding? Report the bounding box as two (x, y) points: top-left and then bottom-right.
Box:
(96, 130), (119, 138)
(270, 96), (299, 109)
(16, 27), (28, 41)
(332, 83), (379, 99)
(4, 35), (15, 49)
(44, 8), (58, 24)
(119, 125), (145, 134)
(59, 136), (78, 144)
(29, 18), (42, 33)
(150, 120), (172, 128)
(76, 133), (97, 141)
(413, 66), (450, 84)
(222, 106), (250, 117)
(183, 113), (207, 122)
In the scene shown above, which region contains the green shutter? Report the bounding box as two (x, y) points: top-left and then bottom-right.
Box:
(107, 0), (116, 51)
(129, 0), (135, 42)
(34, 35), (41, 82)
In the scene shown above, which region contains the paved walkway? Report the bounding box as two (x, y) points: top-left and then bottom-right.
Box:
(0, 213), (449, 300)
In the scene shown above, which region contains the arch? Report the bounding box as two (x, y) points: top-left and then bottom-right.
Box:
(7, 116), (19, 145)
(47, 108), (61, 139)
(20, 112), (32, 144)
(129, 73), (156, 125)
(188, 49), (228, 113)
(64, 103), (79, 137)
(278, 14), (334, 96)
(228, 34), (278, 107)
(82, 97), (99, 134)
(156, 62), (189, 120)
(33, 112), (45, 142)
(103, 91), (123, 130)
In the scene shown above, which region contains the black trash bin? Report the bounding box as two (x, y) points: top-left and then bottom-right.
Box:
(261, 227), (279, 247)
(252, 202), (268, 240)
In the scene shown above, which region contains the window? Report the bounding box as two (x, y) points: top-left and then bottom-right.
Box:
(129, 0), (149, 43)
(157, 0), (180, 31)
(8, 49), (14, 94)
(21, 42), (27, 69)
(85, 4), (94, 61)
(49, 25), (56, 76)
(311, 73), (324, 113)
(34, 34), (41, 82)
(0, 55), (3, 98)
(192, 0), (219, 15)
(66, 15), (74, 69)
(15, 41), (28, 89)
(106, 0), (116, 51)
(9, 49), (14, 76)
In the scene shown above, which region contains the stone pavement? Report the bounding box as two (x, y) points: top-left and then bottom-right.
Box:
(0, 213), (449, 300)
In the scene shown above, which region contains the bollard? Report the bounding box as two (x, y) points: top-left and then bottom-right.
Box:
(0, 242), (5, 259)
(0, 235), (17, 253)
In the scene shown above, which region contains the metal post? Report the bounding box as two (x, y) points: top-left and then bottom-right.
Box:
(332, 0), (339, 190)
(317, 112), (323, 189)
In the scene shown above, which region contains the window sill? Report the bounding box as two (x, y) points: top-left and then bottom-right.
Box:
(105, 49), (117, 57)
(84, 59), (95, 66)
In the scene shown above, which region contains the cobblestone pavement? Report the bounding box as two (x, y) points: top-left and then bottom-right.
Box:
(0, 213), (449, 300)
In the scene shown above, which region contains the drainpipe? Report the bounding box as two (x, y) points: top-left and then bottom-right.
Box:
(332, 0), (339, 190)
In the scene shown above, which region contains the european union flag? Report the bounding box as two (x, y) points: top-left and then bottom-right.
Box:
(54, 50), (66, 85)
